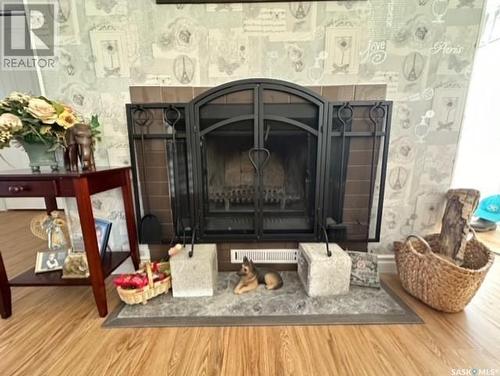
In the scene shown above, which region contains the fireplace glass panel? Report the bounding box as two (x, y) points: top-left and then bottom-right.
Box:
(203, 121), (257, 234)
(199, 89), (255, 132)
(261, 89), (320, 234)
(199, 89), (258, 235)
(261, 124), (318, 233)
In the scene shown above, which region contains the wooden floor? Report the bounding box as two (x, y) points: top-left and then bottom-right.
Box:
(0, 211), (499, 376)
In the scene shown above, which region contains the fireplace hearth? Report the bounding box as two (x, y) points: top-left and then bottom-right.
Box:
(127, 79), (392, 246)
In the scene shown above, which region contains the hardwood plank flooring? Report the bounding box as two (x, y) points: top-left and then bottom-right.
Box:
(0, 211), (499, 376)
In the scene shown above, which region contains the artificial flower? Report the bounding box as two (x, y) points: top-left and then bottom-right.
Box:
(40, 126), (52, 135)
(0, 92), (98, 151)
(0, 130), (13, 145)
(113, 273), (149, 290)
(0, 113), (23, 132)
(0, 99), (11, 109)
(63, 105), (75, 114)
(56, 110), (77, 129)
(27, 98), (57, 124)
(7, 91), (30, 103)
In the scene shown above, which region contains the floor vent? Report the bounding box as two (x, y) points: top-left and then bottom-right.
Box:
(231, 249), (298, 264)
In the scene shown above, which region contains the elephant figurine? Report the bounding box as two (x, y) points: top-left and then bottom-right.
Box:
(64, 123), (96, 172)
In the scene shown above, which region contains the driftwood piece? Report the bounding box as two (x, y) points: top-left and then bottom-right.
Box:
(439, 189), (480, 262)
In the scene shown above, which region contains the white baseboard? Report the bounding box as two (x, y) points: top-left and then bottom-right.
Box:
(112, 252), (398, 275)
(377, 254), (397, 274)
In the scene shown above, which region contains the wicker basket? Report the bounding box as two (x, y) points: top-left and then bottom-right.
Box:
(394, 233), (494, 313)
(116, 262), (171, 305)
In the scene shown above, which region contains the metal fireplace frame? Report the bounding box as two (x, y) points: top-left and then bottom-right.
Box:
(126, 79), (392, 245)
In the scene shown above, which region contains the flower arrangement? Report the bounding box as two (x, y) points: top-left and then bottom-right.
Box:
(0, 91), (81, 150)
(113, 273), (150, 290)
(113, 262), (170, 290)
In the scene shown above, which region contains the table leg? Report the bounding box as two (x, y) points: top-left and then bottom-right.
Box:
(0, 252), (12, 319)
(73, 177), (107, 317)
(44, 196), (58, 214)
(121, 170), (140, 270)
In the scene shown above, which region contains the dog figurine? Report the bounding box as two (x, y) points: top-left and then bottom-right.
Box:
(234, 256), (283, 294)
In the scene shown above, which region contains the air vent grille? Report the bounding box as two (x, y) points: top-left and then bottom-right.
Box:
(231, 249), (298, 264)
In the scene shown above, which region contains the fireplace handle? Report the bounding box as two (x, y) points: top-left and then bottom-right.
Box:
(321, 226), (332, 257)
(179, 226), (196, 258)
(248, 147), (270, 174)
(188, 227), (196, 258)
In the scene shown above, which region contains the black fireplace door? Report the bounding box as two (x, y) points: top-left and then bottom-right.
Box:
(191, 83), (260, 238)
(190, 80), (327, 240)
(258, 84), (325, 238)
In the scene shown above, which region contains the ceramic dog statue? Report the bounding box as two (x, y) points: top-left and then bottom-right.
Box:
(234, 256), (283, 294)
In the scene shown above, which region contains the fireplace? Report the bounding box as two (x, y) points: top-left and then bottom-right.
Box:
(127, 79), (392, 248)
(203, 130), (314, 234)
(192, 82), (323, 239)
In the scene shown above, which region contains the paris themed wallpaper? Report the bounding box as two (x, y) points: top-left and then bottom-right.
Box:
(38, 0), (486, 253)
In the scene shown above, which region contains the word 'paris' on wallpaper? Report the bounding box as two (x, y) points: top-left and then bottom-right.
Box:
(39, 0), (485, 253)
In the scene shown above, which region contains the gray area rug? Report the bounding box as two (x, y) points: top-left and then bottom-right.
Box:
(103, 272), (422, 327)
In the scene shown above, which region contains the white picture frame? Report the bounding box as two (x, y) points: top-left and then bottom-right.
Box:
(324, 27), (360, 75)
(35, 250), (68, 274)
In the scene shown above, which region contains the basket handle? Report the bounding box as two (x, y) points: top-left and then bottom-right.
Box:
(405, 234), (433, 255)
(145, 262), (154, 288)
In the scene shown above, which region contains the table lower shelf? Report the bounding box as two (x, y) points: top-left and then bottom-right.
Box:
(9, 251), (130, 287)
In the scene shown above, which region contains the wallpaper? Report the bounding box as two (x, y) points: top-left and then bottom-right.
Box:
(37, 0), (485, 253)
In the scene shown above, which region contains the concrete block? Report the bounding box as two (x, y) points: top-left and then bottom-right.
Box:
(297, 243), (352, 297)
(170, 244), (218, 297)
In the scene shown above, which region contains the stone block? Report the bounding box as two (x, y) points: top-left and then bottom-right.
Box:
(170, 244), (218, 297)
(297, 243), (352, 297)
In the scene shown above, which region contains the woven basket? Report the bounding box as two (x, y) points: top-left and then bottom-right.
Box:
(394, 233), (494, 313)
(116, 263), (171, 305)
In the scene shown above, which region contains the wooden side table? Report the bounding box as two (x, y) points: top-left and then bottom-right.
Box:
(0, 167), (140, 318)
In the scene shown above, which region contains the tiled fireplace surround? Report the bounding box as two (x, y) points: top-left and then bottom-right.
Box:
(129, 83), (387, 271)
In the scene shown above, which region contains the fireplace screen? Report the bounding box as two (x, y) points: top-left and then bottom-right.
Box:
(127, 79), (391, 244)
(191, 83), (325, 240)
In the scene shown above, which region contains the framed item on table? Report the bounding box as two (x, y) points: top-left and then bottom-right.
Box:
(94, 218), (112, 258)
(35, 250), (68, 274)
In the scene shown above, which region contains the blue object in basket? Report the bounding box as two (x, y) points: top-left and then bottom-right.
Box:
(475, 195), (500, 223)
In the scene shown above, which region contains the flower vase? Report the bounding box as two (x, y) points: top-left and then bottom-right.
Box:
(18, 139), (59, 172)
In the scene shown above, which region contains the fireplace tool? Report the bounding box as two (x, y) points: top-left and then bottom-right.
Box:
(164, 105), (197, 257)
(135, 106), (162, 243)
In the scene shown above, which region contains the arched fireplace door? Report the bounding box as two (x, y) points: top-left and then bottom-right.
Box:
(127, 79), (392, 244)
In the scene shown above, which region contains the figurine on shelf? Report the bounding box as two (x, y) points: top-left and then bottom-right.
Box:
(62, 249), (90, 279)
(30, 211), (70, 251)
(64, 123), (95, 172)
